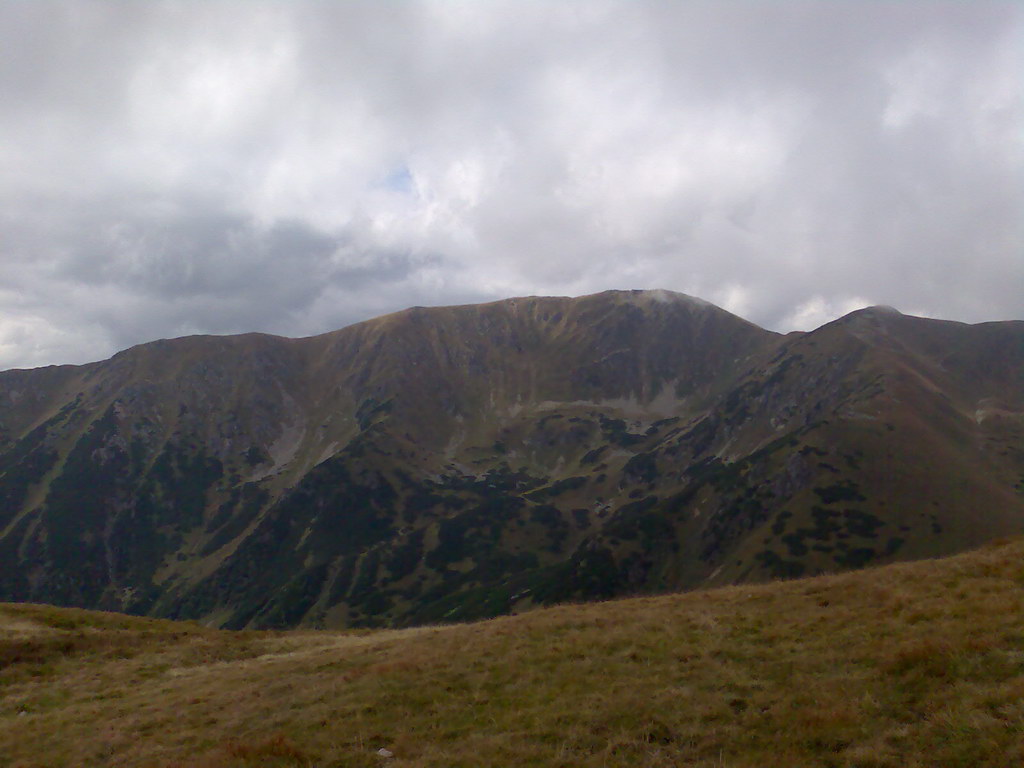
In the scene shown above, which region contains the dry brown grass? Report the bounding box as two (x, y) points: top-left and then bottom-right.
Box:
(3, 538), (1024, 767)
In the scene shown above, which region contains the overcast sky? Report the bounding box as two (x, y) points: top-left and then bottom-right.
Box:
(1, 1), (1021, 369)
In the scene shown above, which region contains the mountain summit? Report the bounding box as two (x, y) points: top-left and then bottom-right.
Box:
(1, 290), (1022, 628)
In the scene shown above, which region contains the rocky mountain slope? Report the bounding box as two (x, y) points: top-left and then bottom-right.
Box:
(0, 290), (1022, 628)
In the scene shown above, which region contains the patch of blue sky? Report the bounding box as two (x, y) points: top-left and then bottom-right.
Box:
(380, 165), (415, 196)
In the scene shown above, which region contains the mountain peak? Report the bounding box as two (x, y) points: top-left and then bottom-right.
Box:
(587, 288), (715, 311)
(820, 304), (906, 334)
(833, 304), (904, 323)
(620, 288), (709, 305)
(861, 304), (902, 316)
(1, 290), (1022, 632)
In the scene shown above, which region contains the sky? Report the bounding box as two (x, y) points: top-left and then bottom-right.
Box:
(1, 1), (1021, 370)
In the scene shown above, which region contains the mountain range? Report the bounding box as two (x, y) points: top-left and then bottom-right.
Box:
(1, 289), (1022, 628)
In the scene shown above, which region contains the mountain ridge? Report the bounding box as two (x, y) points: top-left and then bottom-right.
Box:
(0, 289), (1021, 628)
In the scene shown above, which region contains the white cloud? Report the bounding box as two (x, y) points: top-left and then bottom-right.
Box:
(780, 295), (874, 333)
(0, 0), (1020, 368)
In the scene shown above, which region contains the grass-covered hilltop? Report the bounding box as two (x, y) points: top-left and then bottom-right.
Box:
(1, 290), (1022, 630)
(4, 537), (1024, 767)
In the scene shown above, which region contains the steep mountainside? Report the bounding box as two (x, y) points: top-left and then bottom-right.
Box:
(0, 290), (1022, 628)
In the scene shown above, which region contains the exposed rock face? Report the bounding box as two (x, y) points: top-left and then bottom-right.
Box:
(1, 290), (1022, 628)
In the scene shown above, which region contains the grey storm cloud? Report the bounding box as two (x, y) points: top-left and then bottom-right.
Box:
(0, 0), (1021, 369)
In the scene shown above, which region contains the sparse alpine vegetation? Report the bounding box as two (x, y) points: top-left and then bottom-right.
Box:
(2, 537), (1024, 767)
(0, 290), (1022, 629)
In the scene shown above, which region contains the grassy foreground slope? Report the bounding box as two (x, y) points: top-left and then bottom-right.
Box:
(3, 539), (1024, 768)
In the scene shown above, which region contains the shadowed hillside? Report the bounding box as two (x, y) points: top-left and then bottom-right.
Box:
(0, 290), (1022, 628)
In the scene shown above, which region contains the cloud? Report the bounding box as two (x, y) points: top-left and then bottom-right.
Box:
(0, 0), (1020, 369)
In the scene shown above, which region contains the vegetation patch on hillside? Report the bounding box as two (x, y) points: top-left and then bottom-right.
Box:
(3, 538), (1024, 767)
